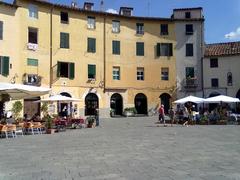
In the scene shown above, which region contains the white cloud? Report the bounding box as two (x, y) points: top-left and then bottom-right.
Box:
(106, 8), (118, 14)
(225, 27), (240, 40)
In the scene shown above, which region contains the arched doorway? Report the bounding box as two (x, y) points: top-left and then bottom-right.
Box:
(209, 92), (220, 112)
(59, 92), (72, 117)
(160, 93), (171, 114)
(110, 93), (123, 116)
(85, 93), (99, 116)
(236, 89), (240, 113)
(134, 93), (147, 115)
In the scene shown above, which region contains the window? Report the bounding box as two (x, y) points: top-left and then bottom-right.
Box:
(57, 62), (74, 79)
(0, 56), (9, 77)
(185, 12), (191, 19)
(87, 16), (96, 29)
(227, 72), (232, 86)
(60, 12), (69, 24)
(186, 43), (193, 56)
(211, 78), (219, 87)
(156, 43), (173, 56)
(185, 67), (194, 78)
(160, 24), (168, 35)
(210, 58), (218, 68)
(0, 21), (3, 40)
(87, 38), (96, 53)
(28, 27), (38, 44)
(186, 24), (193, 35)
(112, 40), (120, 55)
(28, 4), (38, 19)
(161, 68), (169, 81)
(113, 66), (120, 80)
(136, 23), (144, 35)
(25, 74), (40, 85)
(112, 20), (120, 33)
(60, 32), (69, 49)
(27, 58), (38, 66)
(137, 67), (144, 81)
(136, 42), (144, 56)
(88, 64), (96, 79)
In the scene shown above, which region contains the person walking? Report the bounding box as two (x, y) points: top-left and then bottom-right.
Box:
(169, 107), (175, 127)
(159, 104), (166, 126)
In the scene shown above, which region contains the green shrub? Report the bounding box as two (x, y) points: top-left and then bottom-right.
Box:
(11, 101), (23, 119)
(124, 107), (137, 114)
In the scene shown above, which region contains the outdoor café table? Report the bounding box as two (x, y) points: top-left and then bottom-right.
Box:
(70, 118), (86, 128)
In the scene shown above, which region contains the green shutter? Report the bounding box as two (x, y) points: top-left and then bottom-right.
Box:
(88, 38), (96, 53)
(0, 21), (3, 40)
(60, 33), (69, 48)
(156, 43), (161, 57)
(2, 56), (9, 77)
(112, 41), (120, 55)
(27, 58), (38, 66)
(69, 63), (74, 79)
(168, 43), (173, 56)
(136, 42), (144, 56)
(57, 61), (61, 77)
(88, 64), (96, 78)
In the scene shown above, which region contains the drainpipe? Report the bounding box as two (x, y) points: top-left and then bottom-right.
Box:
(49, 6), (53, 88)
(200, 14), (204, 98)
(103, 16), (106, 93)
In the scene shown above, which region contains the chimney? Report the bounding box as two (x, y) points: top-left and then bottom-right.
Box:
(71, 1), (77, 8)
(84, 2), (94, 10)
(119, 7), (133, 16)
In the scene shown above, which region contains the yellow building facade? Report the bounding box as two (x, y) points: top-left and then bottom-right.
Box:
(1, 0), (177, 118)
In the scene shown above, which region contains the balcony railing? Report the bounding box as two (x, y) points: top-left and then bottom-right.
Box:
(184, 78), (198, 89)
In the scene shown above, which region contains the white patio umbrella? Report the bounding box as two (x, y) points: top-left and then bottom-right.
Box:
(204, 95), (240, 103)
(37, 94), (80, 102)
(0, 82), (51, 100)
(174, 95), (205, 104)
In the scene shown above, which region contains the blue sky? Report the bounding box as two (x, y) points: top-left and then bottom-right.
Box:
(5, 0), (240, 43)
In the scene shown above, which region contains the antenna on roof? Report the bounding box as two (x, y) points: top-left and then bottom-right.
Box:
(147, 0), (150, 16)
(100, 0), (104, 12)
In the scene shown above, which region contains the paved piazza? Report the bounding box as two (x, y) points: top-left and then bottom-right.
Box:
(0, 116), (240, 180)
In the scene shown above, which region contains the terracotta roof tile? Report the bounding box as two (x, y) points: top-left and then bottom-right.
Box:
(205, 42), (240, 57)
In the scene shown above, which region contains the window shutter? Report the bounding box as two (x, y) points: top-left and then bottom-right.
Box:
(0, 21), (3, 40)
(2, 56), (9, 77)
(136, 42), (144, 56)
(65, 33), (69, 48)
(169, 43), (173, 56)
(60, 33), (69, 48)
(88, 64), (96, 78)
(69, 63), (75, 79)
(157, 43), (161, 57)
(57, 61), (61, 77)
(88, 38), (96, 53)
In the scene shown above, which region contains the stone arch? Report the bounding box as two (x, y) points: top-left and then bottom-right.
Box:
(160, 93), (171, 114)
(134, 93), (148, 115)
(110, 93), (123, 116)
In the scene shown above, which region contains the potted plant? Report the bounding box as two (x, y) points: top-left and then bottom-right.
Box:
(86, 116), (95, 128)
(123, 107), (137, 117)
(44, 114), (55, 134)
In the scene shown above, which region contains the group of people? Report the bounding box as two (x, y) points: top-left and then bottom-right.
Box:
(158, 103), (198, 127)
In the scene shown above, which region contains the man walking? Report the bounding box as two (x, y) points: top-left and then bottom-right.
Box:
(159, 104), (166, 126)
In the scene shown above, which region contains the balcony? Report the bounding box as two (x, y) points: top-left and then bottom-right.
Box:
(184, 78), (198, 89)
(23, 74), (41, 86)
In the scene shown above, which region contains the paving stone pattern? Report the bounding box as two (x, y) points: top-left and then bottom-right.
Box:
(0, 117), (240, 180)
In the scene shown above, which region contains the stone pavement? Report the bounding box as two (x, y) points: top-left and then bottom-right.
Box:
(0, 116), (240, 180)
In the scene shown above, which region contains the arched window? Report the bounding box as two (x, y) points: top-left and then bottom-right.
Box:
(227, 72), (232, 86)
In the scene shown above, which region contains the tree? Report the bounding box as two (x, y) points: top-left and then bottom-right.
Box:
(11, 101), (23, 119)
